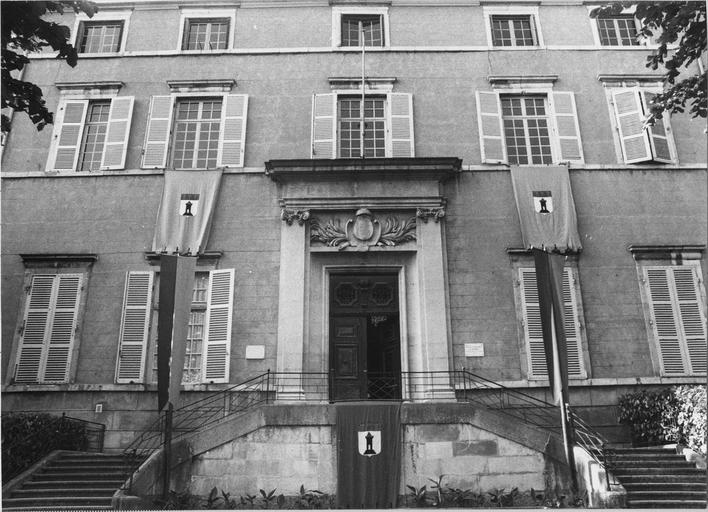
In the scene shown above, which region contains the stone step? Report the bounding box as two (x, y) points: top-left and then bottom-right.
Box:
(39, 464), (126, 473)
(612, 460), (695, 468)
(626, 499), (707, 509)
(29, 471), (127, 481)
(617, 474), (707, 484)
(622, 481), (707, 491)
(10, 487), (119, 498)
(626, 490), (707, 500)
(51, 457), (127, 465)
(1, 506), (113, 512)
(614, 467), (705, 476)
(2, 496), (114, 508)
(21, 479), (125, 489)
(611, 454), (687, 462)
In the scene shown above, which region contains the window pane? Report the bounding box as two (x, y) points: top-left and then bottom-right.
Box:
(491, 15), (535, 46)
(78, 101), (111, 172)
(184, 18), (230, 50)
(598, 16), (638, 46)
(79, 22), (123, 53)
(341, 14), (383, 47)
(502, 95), (551, 165)
(338, 97), (386, 158)
(172, 99), (223, 169)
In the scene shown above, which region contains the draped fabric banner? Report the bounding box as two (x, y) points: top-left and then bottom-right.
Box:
(157, 254), (196, 411)
(336, 402), (402, 509)
(152, 169), (223, 255)
(510, 165), (582, 253)
(533, 248), (569, 405)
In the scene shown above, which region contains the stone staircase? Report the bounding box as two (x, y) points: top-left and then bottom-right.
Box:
(2, 451), (132, 511)
(610, 446), (707, 509)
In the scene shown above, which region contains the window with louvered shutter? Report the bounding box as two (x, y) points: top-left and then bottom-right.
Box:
(312, 93), (336, 159)
(519, 267), (586, 379)
(644, 266), (707, 376)
(116, 271), (154, 383)
(141, 95), (174, 169)
(14, 274), (83, 384)
(388, 93), (414, 157)
(203, 269), (234, 383)
(217, 94), (249, 168)
(476, 91), (507, 164)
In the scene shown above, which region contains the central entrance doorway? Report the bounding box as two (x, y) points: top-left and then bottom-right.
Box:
(329, 273), (401, 401)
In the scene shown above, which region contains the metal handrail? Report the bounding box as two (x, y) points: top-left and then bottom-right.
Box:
(1, 413), (105, 483)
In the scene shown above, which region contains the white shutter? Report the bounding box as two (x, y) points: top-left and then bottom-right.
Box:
(311, 93), (336, 159)
(520, 268), (585, 379)
(15, 275), (55, 383)
(612, 89), (652, 163)
(202, 269), (234, 383)
(49, 100), (89, 171)
(101, 96), (135, 170)
(673, 267), (707, 374)
(475, 91), (507, 164)
(217, 94), (249, 168)
(388, 92), (414, 157)
(43, 274), (81, 382)
(550, 92), (584, 163)
(642, 91), (673, 163)
(116, 271), (154, 383)
(645, 267), (687, 375)
(141, 95), (174, 169)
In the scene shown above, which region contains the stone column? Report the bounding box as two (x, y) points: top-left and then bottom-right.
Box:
(415, 207), (455, 400)
(275, 209), (310, 400)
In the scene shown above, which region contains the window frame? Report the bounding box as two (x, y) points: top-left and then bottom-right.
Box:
(178, 9), (236, 52)
(332, 6), (390, 48)
(500, 94), (554, 166)
(483, 6), (544, 49)
(45, 93), (135, 173)
(633, 255), (707, 377)
(511, 259), (590, 381)
(594, 14), (642, 47)
(337, 95), (387, 158)
(604, 83), (677, 164)
(70, 11), (131, 55)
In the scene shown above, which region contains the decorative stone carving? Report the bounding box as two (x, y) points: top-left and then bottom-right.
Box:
(281, 208), (310, 226)
(416, 207), (446, 223)
(310, 208), (416, 251)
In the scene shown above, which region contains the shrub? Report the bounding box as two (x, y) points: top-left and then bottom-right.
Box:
(617, 386), (707, 455)
(2, 413), (88, 483)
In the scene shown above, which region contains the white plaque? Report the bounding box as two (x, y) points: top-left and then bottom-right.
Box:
(245, 345), (265, 360)
(464, 343), (484, 357)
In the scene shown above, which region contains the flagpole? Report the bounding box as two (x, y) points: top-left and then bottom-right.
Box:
(360, 20), (365, 159)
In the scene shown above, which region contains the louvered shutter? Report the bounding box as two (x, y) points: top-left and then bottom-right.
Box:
(141, 95), (174, 169)
(311, 93), (336, 159)
(15, 275), (55, 383)
(672, 267), (707, 374)
(217, 94), (249, 168)
(101, 96), (135, 170)
(116, 271), (154, 383)
(550, 92), (584, 163)
(642, 91), (673, 163)
(612, 89), (652, 163)
(645, 267), (687, 375)
(202, 269), (234, 383)
(475, 91), (507, 163)
(388, 93), (414, 157)
(49, 100), (89, 171)
(43, 274), (82, 382)
(520, 268), (585, 379)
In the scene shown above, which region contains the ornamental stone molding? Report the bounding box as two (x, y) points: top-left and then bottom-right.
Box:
(310, 208), (416, 251)
(281, 208), (311, 226)
(416, 207), (446, 223)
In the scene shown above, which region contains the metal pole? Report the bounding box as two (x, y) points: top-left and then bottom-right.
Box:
(360, 20), (365, 159)
(162, 402), (174, 500)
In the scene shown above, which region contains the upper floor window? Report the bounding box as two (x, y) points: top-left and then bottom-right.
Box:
(490, 15), (538, 47)
(46, 95), (134, 172)
(312, 90), (414, 159)
(596, 15), (640, 46)
(178, 9), (236, 52)
(182, 18), (230, 50)
(71, 11), (130, 54)
(332, 6), (389, 48)
(141, 92), (248, 169)
(78, 21), (124, 53)
(341, 14), (384, 47)
(476, 88), (583, 165)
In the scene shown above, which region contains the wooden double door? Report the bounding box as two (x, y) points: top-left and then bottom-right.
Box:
(330, 274), (402, 401)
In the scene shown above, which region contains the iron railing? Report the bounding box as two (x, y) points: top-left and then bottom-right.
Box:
(2, 413), (105, 483)
(121, 369), (615, 492)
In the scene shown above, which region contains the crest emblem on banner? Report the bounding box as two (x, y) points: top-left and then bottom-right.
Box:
(532, 191), (553, 214)
(179, 193), (200, 217)
(358, 430), (381, 457)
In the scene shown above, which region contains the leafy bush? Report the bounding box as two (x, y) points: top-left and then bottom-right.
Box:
(2, 413), (87, 483)
(617, 386), (706, 455)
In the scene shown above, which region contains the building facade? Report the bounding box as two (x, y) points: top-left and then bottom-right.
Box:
(2, 0), (706, 500)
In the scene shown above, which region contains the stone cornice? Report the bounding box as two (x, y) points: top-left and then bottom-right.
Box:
(20, 254), (98, 265)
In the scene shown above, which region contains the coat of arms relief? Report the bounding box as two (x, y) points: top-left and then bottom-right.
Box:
(310, 208), (417, 251)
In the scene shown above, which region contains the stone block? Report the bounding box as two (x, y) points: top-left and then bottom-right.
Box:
(423, 441), (453, 460)
(486, 455), (543, 475)
(478, 472), (544, 493)
(452, 439), (497, 456)
(496, 437), (537, 457)
(416, 424), (461, 442)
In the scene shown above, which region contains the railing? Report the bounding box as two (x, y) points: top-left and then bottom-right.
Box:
(121, 369), (615, 492)
(1, 413), (105, 483)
